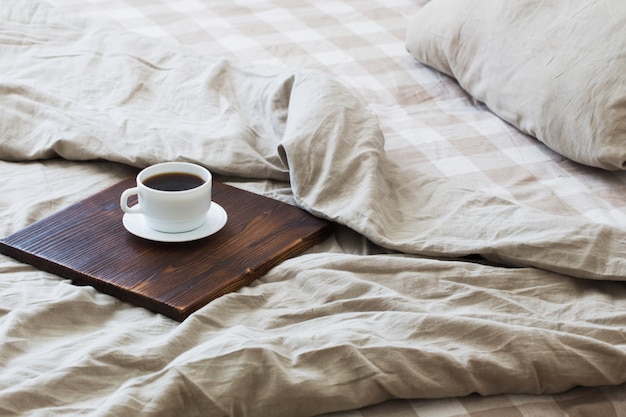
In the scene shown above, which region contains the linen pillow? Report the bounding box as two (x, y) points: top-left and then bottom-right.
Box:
(406, 0), (626, 170)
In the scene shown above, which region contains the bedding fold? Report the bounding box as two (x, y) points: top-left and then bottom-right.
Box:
(2, 248), (626, 416)
(1, 0), (624, 282)
(1, 2), (626, 416)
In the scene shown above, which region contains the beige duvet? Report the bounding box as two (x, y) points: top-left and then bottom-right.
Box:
(1, 1), (625, 416)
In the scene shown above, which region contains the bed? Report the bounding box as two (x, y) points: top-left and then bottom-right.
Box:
(2, 0), (626, 416)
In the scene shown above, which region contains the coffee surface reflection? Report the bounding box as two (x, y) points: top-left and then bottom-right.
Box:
(143, 172), (206, 191)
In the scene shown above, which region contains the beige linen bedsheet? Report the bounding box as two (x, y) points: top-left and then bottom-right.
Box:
(1, 1), (626, 416)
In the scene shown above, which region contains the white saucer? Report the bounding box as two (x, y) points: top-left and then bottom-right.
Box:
(122, 202), (227, 242)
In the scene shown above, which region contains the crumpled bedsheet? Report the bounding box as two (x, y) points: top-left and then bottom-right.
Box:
(1, 1), (625, 416)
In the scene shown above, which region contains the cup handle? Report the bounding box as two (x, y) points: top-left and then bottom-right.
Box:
(120, 187), (141, 214)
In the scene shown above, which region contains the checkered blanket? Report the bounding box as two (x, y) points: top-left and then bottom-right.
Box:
(1, 0), (625, 416)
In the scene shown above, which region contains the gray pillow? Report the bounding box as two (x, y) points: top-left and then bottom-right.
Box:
(406, 0), (626, 170)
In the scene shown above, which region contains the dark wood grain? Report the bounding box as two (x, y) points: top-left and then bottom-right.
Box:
(0, 178), (332, 321)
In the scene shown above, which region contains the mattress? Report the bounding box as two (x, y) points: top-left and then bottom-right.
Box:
(1, 0), (626, 416)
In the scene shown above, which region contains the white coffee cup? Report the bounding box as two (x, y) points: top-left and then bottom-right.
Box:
(120, 162), (212, 233)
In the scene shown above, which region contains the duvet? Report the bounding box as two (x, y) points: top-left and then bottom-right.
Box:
(1, 1), (625, 416)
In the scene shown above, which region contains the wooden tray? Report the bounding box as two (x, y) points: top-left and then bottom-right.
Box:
(0, 178), (332, 321)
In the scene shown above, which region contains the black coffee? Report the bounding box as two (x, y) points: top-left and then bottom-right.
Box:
(143, 172), (205, 191)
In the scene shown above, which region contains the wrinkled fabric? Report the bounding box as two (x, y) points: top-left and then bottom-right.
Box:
(406, 0), (626, 170)
(1, 0), (625, 280)
(1, 1), (626, 416)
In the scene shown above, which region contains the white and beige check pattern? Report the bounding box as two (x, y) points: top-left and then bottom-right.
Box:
(47, 0), (626, 415)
